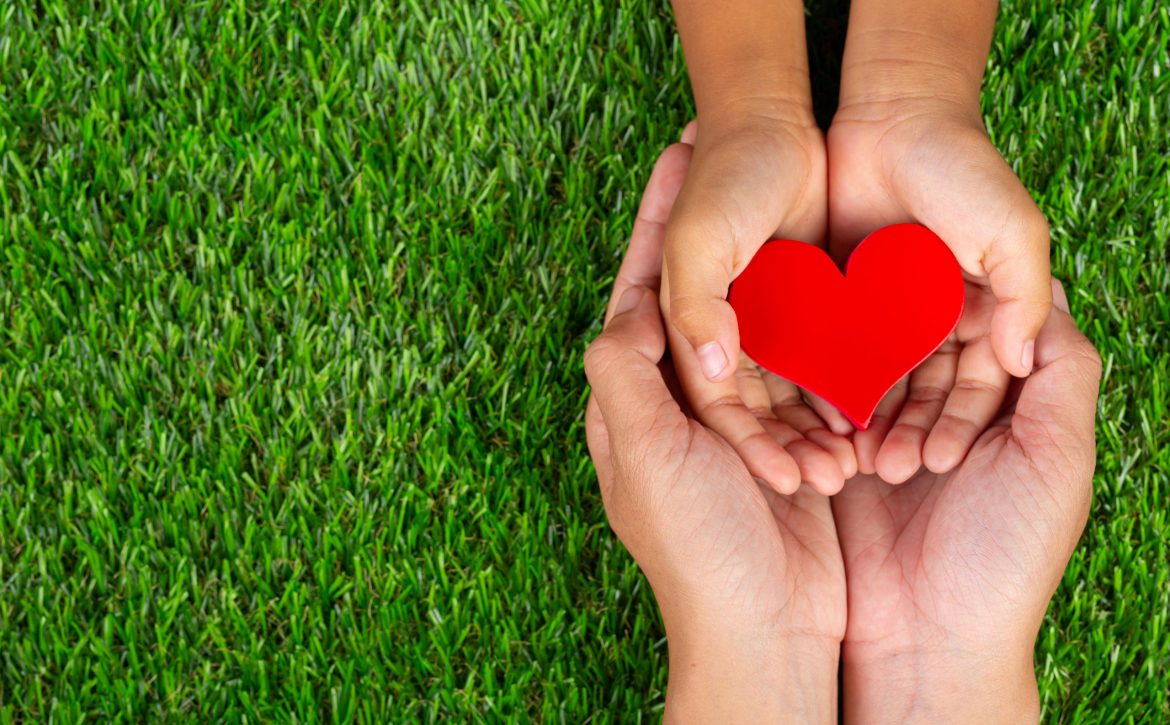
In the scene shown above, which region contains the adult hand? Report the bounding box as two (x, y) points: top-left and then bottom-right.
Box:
(586, 143), (845, 723)
(830, 280), (1101, 723)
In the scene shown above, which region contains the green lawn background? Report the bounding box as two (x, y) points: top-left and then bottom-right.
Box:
(1, 0), (1166, 720)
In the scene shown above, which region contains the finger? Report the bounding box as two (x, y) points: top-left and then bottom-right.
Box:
(1009, 278), (1101, 476)
(853, 377), (909, 476)
(760, 418), (846, 496)
(585, 395), (615, 495)
(665, 246), (741, 382)
(735, 353), (773, 414)
(605, 144), (694, 323)
(666, 321), (801, 493)
(681, 120), (698, 144)
(747, 365), (846, 495)
(954, 281), (997, 340)
(585, 287), (681, 445)
(663, 176), (744, 382)
(922, 335), (1011, 474)
(803, 389), (855, 436)
(1052, 276), (1070, 313)
(983, 206), (1053, 377)
(698, 396), (802, 494)
(874, 340), (959, 484)
(766, 374), (858, 479)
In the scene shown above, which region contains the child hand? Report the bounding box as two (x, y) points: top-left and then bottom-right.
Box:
(662, 112), (854, 495)
(826, 101), (1053, 481)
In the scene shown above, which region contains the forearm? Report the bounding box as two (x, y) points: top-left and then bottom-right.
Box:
(838, 0), (997, 114)
(665, 622), (839, 723)
(841, 642), (1039, 724)
(671, 0), (815, 125)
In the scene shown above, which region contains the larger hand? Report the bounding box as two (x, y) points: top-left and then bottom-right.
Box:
(586, 144), (845, 722)
(831, 281), (1101, 722)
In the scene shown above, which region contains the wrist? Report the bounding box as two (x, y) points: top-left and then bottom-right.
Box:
(842, 37), (983, 106)
(841, 640), (1039, 724)
(699, 85), (818, 137)
(666, 621), (840, 723)
(673, 0), (816, 128)
(836, 1), (997, 119)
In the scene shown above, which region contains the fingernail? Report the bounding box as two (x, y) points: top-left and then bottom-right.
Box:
(614, 286), (644, 315)
(697, 342), (728, 380)
(1020, 339), (1035, 373)
(1053, 283), (1070, 312)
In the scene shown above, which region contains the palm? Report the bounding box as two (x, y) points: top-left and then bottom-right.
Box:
(831, 323), (1098, 655)
(599, 360), (847, 641)
(826, 108), (1024, 262)
(586, 139), (846, 643)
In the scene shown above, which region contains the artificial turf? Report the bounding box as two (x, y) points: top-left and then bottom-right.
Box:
(0, 0), (1167, 720)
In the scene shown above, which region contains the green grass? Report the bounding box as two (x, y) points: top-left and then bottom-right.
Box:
(0, 0), (1166, 720)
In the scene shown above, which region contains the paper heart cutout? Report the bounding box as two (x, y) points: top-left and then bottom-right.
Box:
(728, 223), (965, 430)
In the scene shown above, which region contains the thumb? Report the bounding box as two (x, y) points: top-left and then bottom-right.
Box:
(584, 286), (679, 444)
(662, 223), (740, 382)
(984, 206), (1053, 377)
(1009, 278), (1101, 480)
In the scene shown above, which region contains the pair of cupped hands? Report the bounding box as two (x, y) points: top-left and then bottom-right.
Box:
(585, 107), (1101, 720)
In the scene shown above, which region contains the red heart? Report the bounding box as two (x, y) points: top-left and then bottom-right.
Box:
(728, 223), (965, 430)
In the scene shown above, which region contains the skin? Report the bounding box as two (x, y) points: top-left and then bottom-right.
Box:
(827, 0), (1055, 482)
(829, 5), (1072, 717)
(586, 146), (1100, 720)
(663, 0), (854, 495)
(832, 278), (1100, 722)
(665, 0), (1053, 492)
(586, 144), (844, 723)
(590, 0), (1087, 716)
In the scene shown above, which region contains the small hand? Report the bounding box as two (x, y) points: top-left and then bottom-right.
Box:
(825, 103), (1053, 479)
(662, 111), (853, 495)
(831, 280), (1101, 722)
(586, 143), (845, 721)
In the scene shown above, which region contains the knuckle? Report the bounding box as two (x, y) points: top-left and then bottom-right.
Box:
(584, 398), (605, 437)
(991, 205), (1050, 265)
(747, 404), (774, 419)
(908, 383), (950, 404)
(1024, 206), (1051, 239)
(667, 296), (711, 335)
(583, 336), (618, 382)
(937, 411), (978, 436)
(952, 377), (1002, 397)
(1015, 206), (1051, 254)
(1073, 341), (1104, 379)
(699, 392), (745, 417)
(667, 208), (736, 257)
